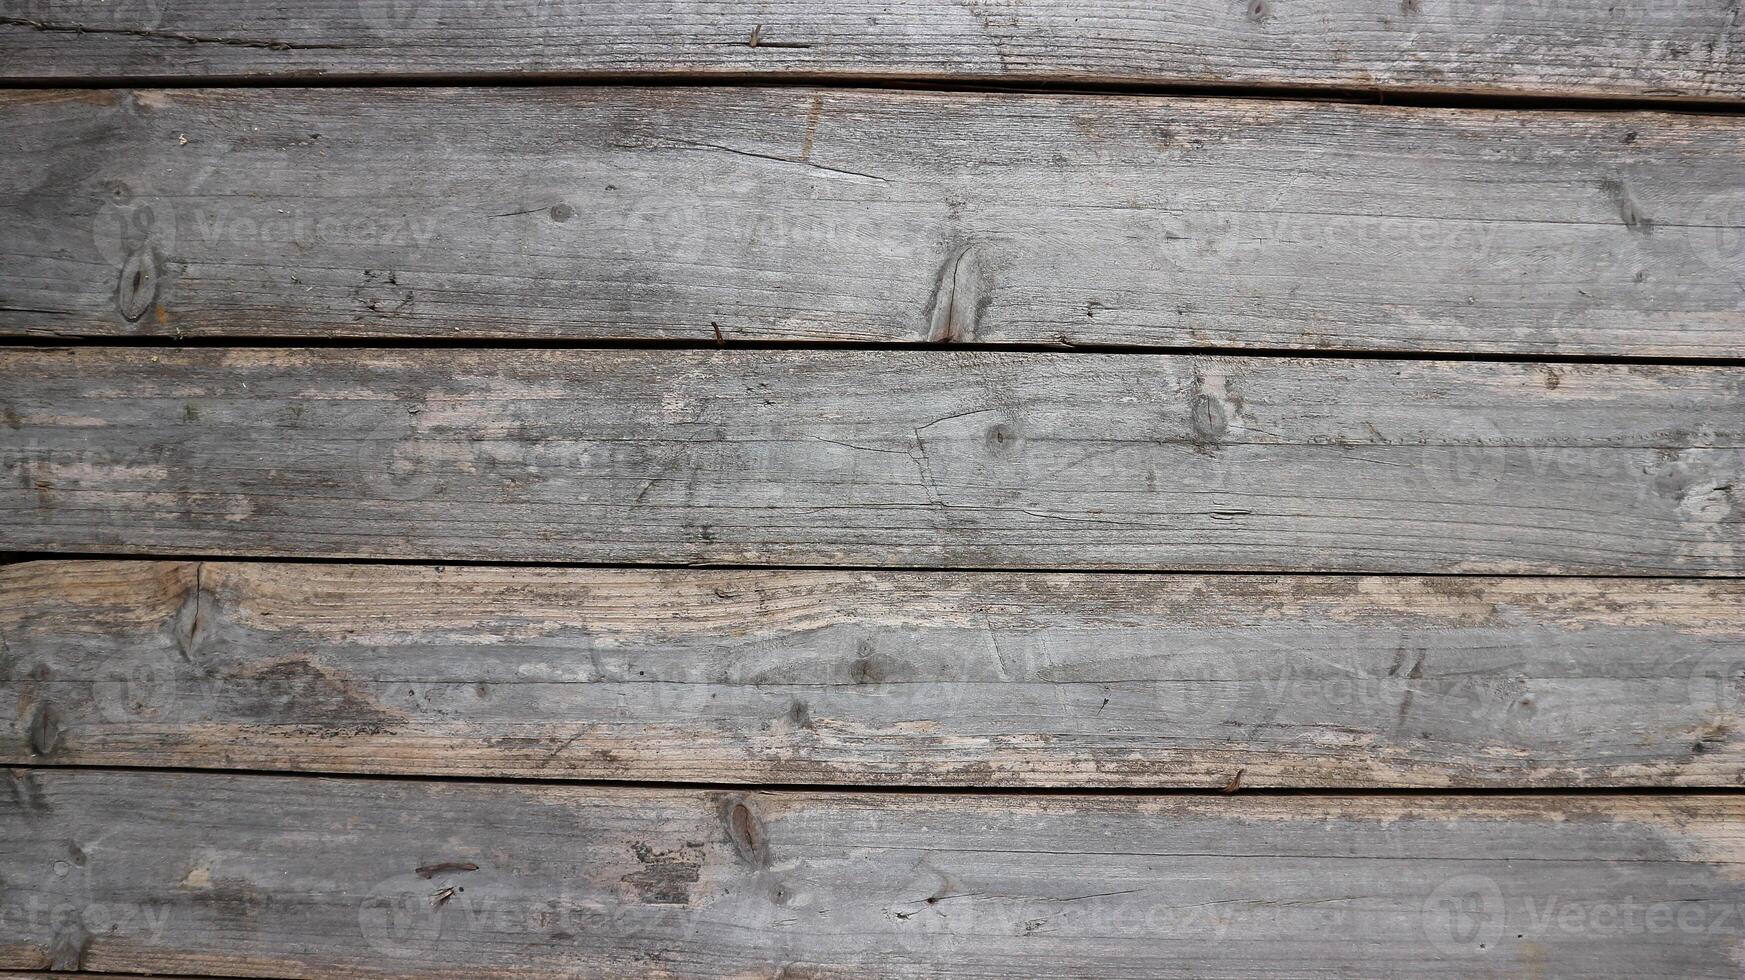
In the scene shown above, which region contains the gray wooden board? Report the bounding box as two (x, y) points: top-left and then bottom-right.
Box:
(5, 88), (1745, 356)
(4, 769), (1745, 977)
(2, 347), (1742, 574)
(1, 0), (1742, 101)
(5, 560), (1745, 789)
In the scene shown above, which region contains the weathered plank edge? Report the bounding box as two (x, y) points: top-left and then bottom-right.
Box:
(2, 0), (1743, 102)
(6, 559), (1743, 789)
(5, 768), (1745, 978)
(4, 346), (1740, 575)
(5, 85), (1743, 357)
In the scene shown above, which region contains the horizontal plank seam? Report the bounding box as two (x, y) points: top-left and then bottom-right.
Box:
(6, 551), (1745, 582)
(6, 337), (1745, 369)
(2, 71), (1744, 116)
(12, 764), (1745, 799)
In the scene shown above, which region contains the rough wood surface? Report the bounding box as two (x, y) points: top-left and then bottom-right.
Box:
(6, 88), (1744, 356)
(5, 769), (1745, 977)
(2, 0), (1742, 101)
(2, 974), (209, 980)
(3, 347), (1741, 574)
(0, 969), (212, 976)
(5, 560), (1744, 788)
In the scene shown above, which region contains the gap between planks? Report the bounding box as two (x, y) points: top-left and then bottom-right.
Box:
(4, 337), (1745, 369)
(12, 763), (1745, 798)
(7, 72), (1745, 117)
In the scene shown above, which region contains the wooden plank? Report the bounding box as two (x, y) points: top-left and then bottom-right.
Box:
(6, 88), (1744, 357)
(3, 969), (216, 976)
(2, 0), (1742, 101)
(5, 560), (1744, 788)
(3, 347), (1741, 574)
(2, 969), (212, 976)
(5, 769), (1745, 977)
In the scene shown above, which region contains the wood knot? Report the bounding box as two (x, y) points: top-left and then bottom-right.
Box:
(1189, 393), (1230, 447)
(117, 248), (159, 322)
(27, 702), (64, 757)
(48, 923), (91, 971)
(174, 563), (215, 662)
(1598, 177), (1653, 234)
(985, 421), (1021, 454)
(926, 243), (989, 343)
(849, 639), (886, 684)
(722, 797), (770, 868)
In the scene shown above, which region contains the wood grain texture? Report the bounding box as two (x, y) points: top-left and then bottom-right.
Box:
(1, 969), (213, 976)
(3, 347), (1741, 573)
(6, 87), (1745, 356)
(5, 769), (1745, 977)
(0, 969), (212, 976)
(1, 0), (1742, 101)
(5, 560), (1745, 788)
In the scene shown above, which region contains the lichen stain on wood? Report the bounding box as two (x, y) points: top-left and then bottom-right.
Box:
(621, 842), (704, 905)
(232, 658), (406, 731)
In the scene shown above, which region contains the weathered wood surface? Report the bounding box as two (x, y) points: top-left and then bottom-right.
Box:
(6, 88), (1745, 356)
(0, 969), (212, 976)
(5, 769), (1745, 977)
(6, 560), (1745, 789)
(2, 974), (208, 979)
(3, 347), (1741, 574)
(2, 0), (1743, 101)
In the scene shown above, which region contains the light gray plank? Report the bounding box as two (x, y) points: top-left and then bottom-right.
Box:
(5, 87), (1744, 356)
(1, 0), (1742, 101)
(4, 770), (1745, 977)
(5, 561), (1745, 788)
(2, 347), (1741, 574)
